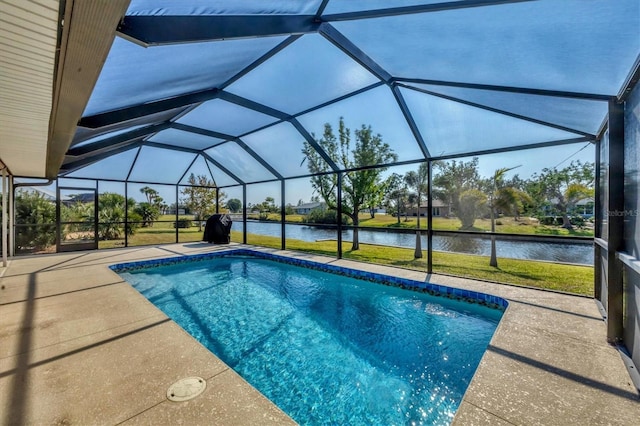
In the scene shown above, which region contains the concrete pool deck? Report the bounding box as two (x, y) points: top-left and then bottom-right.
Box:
(1, 243), (638, 425)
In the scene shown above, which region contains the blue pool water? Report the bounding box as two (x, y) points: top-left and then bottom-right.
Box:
(118, 255), (503, 425)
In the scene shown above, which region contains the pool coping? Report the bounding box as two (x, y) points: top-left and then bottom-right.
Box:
(110, 248), (509, 311)
(1, 243), (638, 425)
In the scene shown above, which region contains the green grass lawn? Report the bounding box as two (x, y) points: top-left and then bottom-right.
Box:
(230, 231), (594, 296)
(98, 220), (593, 296)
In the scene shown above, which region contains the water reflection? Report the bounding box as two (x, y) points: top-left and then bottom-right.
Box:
(437, 234), (483, 254)
(231, 221), (593, 265)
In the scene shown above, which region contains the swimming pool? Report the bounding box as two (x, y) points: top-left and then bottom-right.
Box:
(112, 250), (506, 425)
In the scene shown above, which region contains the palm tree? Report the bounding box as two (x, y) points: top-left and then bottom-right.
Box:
(487, 166), (520, 268)
(404, 163), (429, 258)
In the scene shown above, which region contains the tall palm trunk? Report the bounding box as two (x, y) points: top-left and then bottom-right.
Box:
(490, 206), (498, 267)
(414, 192), (422, 259)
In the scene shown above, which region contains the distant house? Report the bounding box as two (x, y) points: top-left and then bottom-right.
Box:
(405, 199), (451, 217)
(59, 192), (95, 207)
(543, 197), (594, 218)
(69, 193), (95, 203)
(166, 207), (186, 215)
(573, 198), (595, 218)
(16, 186), (67, 202)
(294, 202), (326, 215)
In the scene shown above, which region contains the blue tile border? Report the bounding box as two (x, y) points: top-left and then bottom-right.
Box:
(110, 249), (509, 311)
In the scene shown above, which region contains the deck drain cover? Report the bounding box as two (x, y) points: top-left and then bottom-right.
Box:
(167, 377), (207, 402)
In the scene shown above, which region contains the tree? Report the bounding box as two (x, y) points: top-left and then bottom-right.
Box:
(457, 189), (487, 230)
(302, 117), (397, 250)
(226, 198), (242, 213)
(61, 201), (93, 235)
(261, 196), (277, 213)
(364, 182), (386, 219)
(494, 185), (533, 221)
(528, 160), (594, 229)
(404, 163), (429, 258)
(485, 167), (520, 267)
(432, 158), (482, 229)
(499, 174), (532, 220)
(98, 193), (139, 239)
(134, 202), (160, 227)
(383, 173), (407, 225)
(139, 186), (160, 204)
(136, 186), (164, 227)
(181, 173), (224, 231)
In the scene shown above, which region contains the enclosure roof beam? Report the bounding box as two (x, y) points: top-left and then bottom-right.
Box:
(170, 123), (234, 142)
(398, 83), (595, 137)
(68, 123), (172, 155)
(142, 141), (249, 185)
(117, 15), (319, 46)
(618, 53), (640, 102)
(218, 91), (291, 120)
(393, 77), (612, 100)
(319, 23), (392, 83)
(178, 154), (200, 185)
(78, 36), (302, 130)
(430, 137), (594, 161)
(60, 142), (144, 175)
(143, 141), (202, 154)
(290, 118), (339, 172)
(235, 139), (284, 180)
(315, 0), (331, 19)
(391, 85), (430, 158)
(200, 152), (244, 185)
(220, 35), (302, 89)
(322, 0), (537, 21)
(292, 82), (385, 118)
(78, 89), (220, 129)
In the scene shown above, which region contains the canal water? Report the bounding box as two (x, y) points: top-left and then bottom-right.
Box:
(231, 221), (593, 265)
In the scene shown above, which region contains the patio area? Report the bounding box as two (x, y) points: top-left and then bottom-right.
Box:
(1, 243), (638, 425)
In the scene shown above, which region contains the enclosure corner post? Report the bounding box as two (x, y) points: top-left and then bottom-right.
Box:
(427, 160), (433, 274)
(281, 179), (286, 250)
(175, 184), (179, 243)
(606, 98), (625, 343)
(337, 172), (343, 259)
(2, 168), (7, 267)
(242, 184), (247, 245)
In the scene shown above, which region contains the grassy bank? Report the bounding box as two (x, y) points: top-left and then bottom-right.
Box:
(231, 231), (594, 296)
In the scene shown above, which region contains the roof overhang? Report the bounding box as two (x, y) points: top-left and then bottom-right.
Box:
(0, 0), (130, 178)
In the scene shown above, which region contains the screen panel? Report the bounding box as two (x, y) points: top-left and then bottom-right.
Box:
(84, 36), (286, 115)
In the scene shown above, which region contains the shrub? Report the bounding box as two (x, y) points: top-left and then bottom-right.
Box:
(570, 215), (586, 228)
(540, 216), (556, 225)
(125, 211), (143, 235)
(15, 191), (58, 251)
(173, 217), (193, 228)
(302, 209), (352, 225)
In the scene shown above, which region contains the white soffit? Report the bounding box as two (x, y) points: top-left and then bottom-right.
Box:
(0, 0), (58, 177)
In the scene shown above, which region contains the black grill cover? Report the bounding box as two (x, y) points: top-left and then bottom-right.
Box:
(203, 214), (232, 244)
